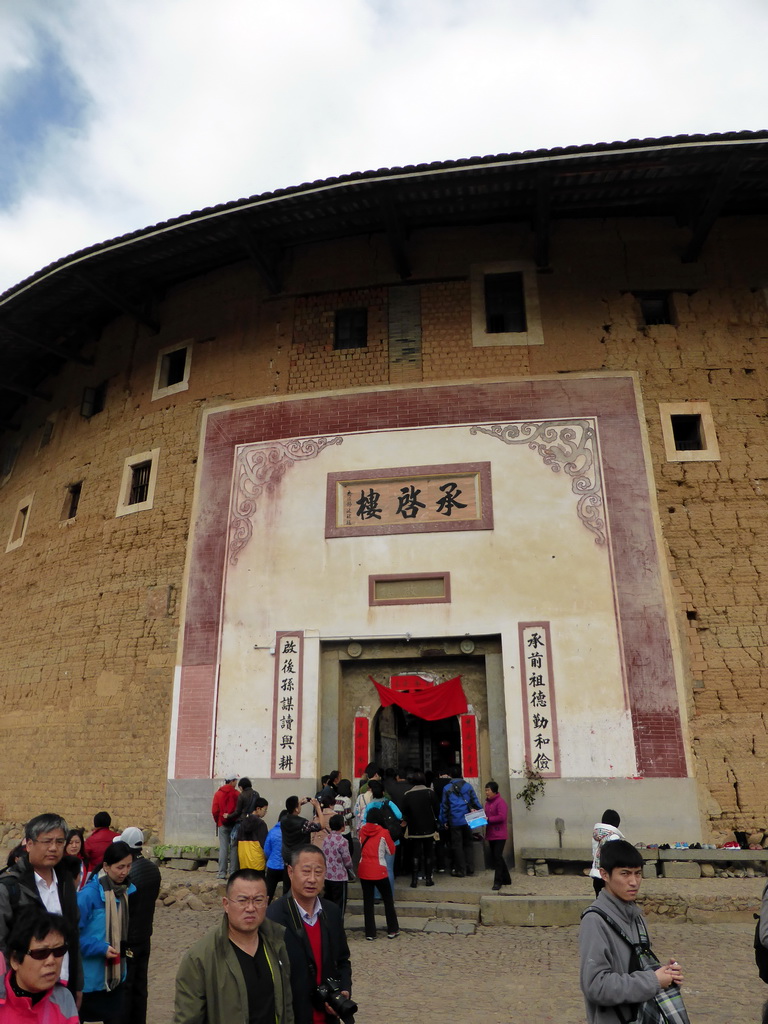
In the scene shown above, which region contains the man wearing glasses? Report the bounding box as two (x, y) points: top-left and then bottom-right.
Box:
(174, 868), (295, 1024)
(267, 845), (352, 1024)
(0, 813), (83, 1007)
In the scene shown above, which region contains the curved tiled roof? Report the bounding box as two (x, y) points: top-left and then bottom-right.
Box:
(1, 130), (768, 428)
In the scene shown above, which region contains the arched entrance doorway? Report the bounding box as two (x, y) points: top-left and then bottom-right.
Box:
(372, 704), (462, 774)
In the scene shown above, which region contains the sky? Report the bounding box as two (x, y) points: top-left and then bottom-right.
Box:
(0, 0), (767, 295)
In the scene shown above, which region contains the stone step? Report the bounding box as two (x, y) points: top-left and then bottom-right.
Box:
(347, 882), (480, 906)
(345, 914), (476, 935)
(480, 895), (587, 927)
(347, 898), (479, 921)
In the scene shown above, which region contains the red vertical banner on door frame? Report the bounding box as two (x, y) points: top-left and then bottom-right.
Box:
(459, 714), (478, 778)
(353, 716), (370, 778)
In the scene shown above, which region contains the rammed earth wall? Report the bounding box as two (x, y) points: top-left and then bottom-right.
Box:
(1, 216), (766, 836)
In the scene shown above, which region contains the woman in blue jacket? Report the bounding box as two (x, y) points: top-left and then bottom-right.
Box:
(77, 839), (135, 1024)
(263, 813), (285, 902)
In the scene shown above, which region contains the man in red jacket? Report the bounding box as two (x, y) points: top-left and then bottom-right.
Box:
(212, 774), (239, 879)
(83, 812), (120, 872)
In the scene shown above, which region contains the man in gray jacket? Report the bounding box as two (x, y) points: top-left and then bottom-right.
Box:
(579, 840), (683, 1024)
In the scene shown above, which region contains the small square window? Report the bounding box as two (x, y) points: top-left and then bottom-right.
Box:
(6, 492), (33, 551)
(10, 506), (28, 543)
(484, 272), (526, 333)
(62, 482), (82, 521)
(334, 309), (367, 350)
(637, 292), (674, 326)
(670, 414), (703, 451)
(115, 449), (160, 517)
(161, 347), (188, 387)
(471, 261), (543, 347)
(659, 402), (719, 462)
(81, 382), (107, 418)
(152, 342), (193, 400)
(39, 418), (55, 450)
(1, 441), (20, 481)
(129, 462), (151, 505)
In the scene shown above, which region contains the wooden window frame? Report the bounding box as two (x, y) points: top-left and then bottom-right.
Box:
(334, 308), (368, 350)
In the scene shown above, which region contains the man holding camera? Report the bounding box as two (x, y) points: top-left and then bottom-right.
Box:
(267, 845), (353, 1024)
(173, 868), (294, 1024)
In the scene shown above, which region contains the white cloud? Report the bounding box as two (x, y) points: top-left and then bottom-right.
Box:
(1, 0), (767, 293)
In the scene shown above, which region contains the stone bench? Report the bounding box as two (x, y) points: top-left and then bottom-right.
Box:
(657, 848), (768, 861)
(519, 847), (659, 874)
(520, 846), (768, 879)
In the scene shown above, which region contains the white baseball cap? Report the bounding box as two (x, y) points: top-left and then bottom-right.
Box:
(114, 827), (144, 850)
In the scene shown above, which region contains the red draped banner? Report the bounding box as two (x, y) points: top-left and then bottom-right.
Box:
(370, 675), (468, 720)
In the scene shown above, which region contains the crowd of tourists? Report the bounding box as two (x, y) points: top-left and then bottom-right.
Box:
(0, 763), (507, 1023)
(11, 781), (768, 1023)
(212, 762), (512, 933)
(184, 759), (510, 1022)
(0, 811), (159, 1024)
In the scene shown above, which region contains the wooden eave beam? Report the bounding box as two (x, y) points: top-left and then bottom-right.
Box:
(1, 380), (52, 401)
(534, 172), (552, 271)
(238, 226), (283, 295)
(74, 271), (160, 333)
(0, 323), (92, 366)
(681, 153), (744, 263)
(380, 199), (411, 281)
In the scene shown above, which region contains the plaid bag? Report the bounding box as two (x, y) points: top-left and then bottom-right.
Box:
(582, 907), (691, 1024)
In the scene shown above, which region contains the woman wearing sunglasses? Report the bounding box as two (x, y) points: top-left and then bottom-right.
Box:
(0, 906), (78, 1022)
(77, 840), (135, 1024)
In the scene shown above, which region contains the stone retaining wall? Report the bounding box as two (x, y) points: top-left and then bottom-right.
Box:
(640, 893), (759, 923)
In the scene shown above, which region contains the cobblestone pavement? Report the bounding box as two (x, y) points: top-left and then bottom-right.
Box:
(148, 875), (768, 1024)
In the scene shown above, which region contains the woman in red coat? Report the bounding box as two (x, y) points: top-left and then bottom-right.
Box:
(0, 907), (79, 1023)
(356, 808), (399, 940)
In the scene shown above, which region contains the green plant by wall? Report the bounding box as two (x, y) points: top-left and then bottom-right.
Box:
(514, 762), (546, 809)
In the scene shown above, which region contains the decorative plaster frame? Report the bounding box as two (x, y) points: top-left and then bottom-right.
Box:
(471, 418), (606, 545)
(229, 436), (344, 564)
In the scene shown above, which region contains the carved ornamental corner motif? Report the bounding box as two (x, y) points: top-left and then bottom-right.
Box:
(470, 419), (606, 545)
(229, 436), (344, 564)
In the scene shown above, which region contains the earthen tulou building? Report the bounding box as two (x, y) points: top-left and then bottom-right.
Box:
(1, 131), (767, 858)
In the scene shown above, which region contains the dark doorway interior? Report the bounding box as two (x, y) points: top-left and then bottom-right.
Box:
(373, 705), (461, 774)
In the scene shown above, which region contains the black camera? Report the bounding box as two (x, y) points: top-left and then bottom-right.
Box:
(316, 978), (357, 1022)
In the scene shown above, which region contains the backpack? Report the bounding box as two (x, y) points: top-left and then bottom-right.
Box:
(379, 800), (404, 843)
(448, 780), (480, 813)
(754, 913), (768, 982)
(0, 872), (20, 910)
